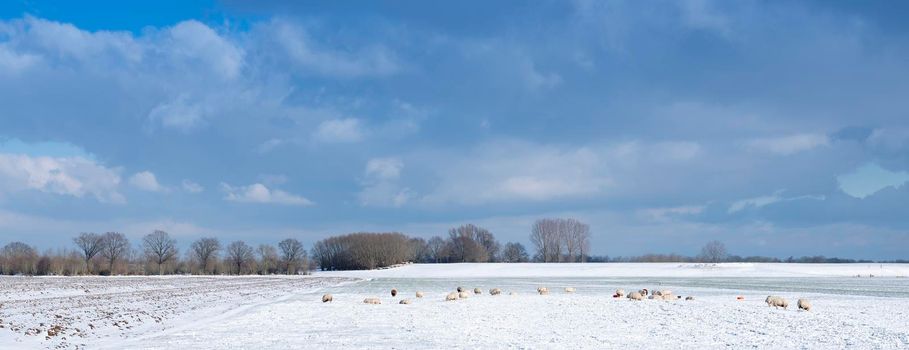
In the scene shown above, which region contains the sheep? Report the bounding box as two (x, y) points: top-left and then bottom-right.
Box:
(654, 290), (672, 297)
(537, 287), (550, 295)
(391, 288), (398, 297)
(457, 286), (465, 293)
(399, 299), (412, 305)
(615, 289), (626, 297)
(458, 291), (471, 299)
(685, 296), (694, 301)
(489, 288), (502, 296)
(627, 291), (644, 301)
(639, 288), (649, 296)
(765, 296), (789, 309)
(798, 298), (812, 311)
(445, 292), (459, 301)
(363, 297), (381, 305)
(322, 294), (333, 303)
(474, 287), (482, 295)
(564, 287), (576, 293)
(415, 291), (424, 298)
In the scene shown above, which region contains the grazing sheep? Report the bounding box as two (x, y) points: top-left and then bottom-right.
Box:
(363, 297), (381, 305)
(474, 287), (482, 295)
(445, 292), (459, 301)
(322, 294), (333, 303)
(458, 291), (470, 299)
(415, 291), (424, 298)
(615, 289), (626, 297)
(391, 288), (398, 297)
(654, 290), (672, 296)
(564, 287), (576, 293)
(798, 298), (812, 311)
(640, 288), (649, 296)
(399, 299), (412, 305)
(457, 286), (465, 293)
(765, 296), (789, 309)
(537, 287), (550, 295)
(489, 288), (502, 295)
(685, 296), (694, 301)
(628, 291), (644, 301)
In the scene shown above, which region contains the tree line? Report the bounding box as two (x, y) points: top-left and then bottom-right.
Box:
(312, 219), (589, 270)
(0, 231), (310, 276)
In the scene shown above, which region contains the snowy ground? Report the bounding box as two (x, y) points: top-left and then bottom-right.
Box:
(2, 264), (908, 349)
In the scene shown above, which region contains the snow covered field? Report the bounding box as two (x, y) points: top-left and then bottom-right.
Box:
(2, 264), (908, 349)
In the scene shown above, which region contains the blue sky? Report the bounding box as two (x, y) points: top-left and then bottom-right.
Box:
(0, 0), (907, 259)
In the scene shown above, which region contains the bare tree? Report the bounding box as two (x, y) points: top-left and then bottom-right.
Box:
(191, 237), (221, 274)
(700, 240), (728, 263)
(278, 238), (305, 274)
(531, 218), (590, 262)
(426, 236), (446, 263)
(142, 230), (178, 275)
(447, 224), (494, 262)
(100, 232), (129, 274)
(0, 242), (39, 275)
(256, 244), (279, 274)
(226, 241), (254, 274)
(73, 232), (104, 274)
(501, 242), (530, 263)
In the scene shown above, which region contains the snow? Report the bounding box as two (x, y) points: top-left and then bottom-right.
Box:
(2, 264), (908, 349)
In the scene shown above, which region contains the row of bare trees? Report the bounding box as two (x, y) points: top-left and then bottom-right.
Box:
(0, 231), (310, 276)
(529, 218), (591, 262)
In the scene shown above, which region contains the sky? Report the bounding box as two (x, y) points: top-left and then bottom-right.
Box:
(0, 0), (907, 259)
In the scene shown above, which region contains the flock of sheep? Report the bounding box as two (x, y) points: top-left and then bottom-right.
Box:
(320, 286), (813, 312)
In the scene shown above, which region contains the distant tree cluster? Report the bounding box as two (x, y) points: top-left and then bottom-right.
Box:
(0, 231), (311, 276)
(529, 218), (591, 262)
(605, 241), (876, 264)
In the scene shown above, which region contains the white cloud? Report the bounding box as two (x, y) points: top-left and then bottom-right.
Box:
(637, 205), (706, 222)
(220, 182), (313, 206)
(728, 190), (825, 213)
(747, 133), (829, 155)
(165, 20), (244, 80)
(837, 163), (909, 198)
(313, 118), (364, 143)
(358, 157), (412, 207)
(422, 141), (611, 204)
(147, 95), (210, 132)
(260, 19), (399, 78)
(181, 179), (204, 193)
(0, 153), (124, 203)
(129, 171), (166, 192)
(365, 158), (403, 180)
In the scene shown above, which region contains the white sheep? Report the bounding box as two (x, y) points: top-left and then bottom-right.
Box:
(363, 297), (381, 305)
(537, 287), (550, 295)
(457, 286), (465, 293)
(474, 287), (482, 295)
(628, 291), (644, 300)
(322, 294), (333, 303)
(615, 289), (626, 297)
(458, 291), (471, 299)
(399, 299), (412, 305)
(489, 288), (502, 295)
(415, 291), (424, 298)
(639, 288), (649, 296)
(564, 287), (576, 293)
(765, 296), (789, 309)
(797, 298), (812, 311)
(445, 292), (459, 301)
